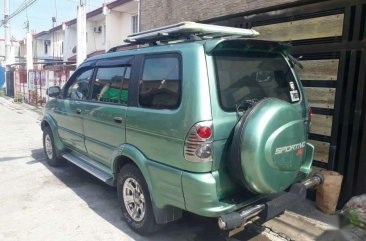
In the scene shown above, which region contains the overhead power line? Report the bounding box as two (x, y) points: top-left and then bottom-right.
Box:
(0, 0), (38, 28)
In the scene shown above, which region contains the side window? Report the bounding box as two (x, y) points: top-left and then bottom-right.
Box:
(65, 68), (93, 100)
(139, 55), (181, 109)
(91, 66), (131, 104)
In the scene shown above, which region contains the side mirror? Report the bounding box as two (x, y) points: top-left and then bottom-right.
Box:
(47, 86), (61, 97)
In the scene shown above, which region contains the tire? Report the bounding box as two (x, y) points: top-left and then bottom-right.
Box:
(43, 127), (65, 166)
(117, 164), (158, 235)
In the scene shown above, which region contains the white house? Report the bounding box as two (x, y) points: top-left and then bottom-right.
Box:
(32, 31), (52, 61)
(49, 25), (65, 61)
(63, 0), (138, 62)
(0, 38), (21, 65)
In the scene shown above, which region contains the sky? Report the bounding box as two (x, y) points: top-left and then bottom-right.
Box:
(0, 0), (106, 40)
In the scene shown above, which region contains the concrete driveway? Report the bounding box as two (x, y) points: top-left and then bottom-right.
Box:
(0, 99), (275, 241)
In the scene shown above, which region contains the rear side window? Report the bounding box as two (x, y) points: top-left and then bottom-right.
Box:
(91, 66), (131, 104)
(139, 54), (181, 109)
(214, 51), (300, 111)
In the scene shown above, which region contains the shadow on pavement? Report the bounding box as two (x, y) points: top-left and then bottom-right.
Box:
(30, 148), (267, 241)
(0, 156), (29, 162)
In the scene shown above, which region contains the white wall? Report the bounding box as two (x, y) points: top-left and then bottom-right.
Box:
(50, 30), (65, 59)
(0, 40), (20, 65)
(86, 18), (105, 55)
(34, 39), (50, 60)
(105, 11), (122, 51)
(120, 12), (134, 42)
(64, 26), (77, 61)
(105, 10), (135, 51)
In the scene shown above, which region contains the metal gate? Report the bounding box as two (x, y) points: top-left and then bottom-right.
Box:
(206, 0), (366, 204)
(5, 70), (14, 98)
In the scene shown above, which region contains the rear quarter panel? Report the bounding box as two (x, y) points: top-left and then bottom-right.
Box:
(126, 43), (213, 172)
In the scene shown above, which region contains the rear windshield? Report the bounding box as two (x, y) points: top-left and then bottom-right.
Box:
(213, 51), (300, 111)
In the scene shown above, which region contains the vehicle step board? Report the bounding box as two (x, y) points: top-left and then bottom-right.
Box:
(62, 152), (113, 185)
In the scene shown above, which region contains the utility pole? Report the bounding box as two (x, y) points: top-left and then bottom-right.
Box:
(4, 0), (11, 65)
(77, 0), (87, 66)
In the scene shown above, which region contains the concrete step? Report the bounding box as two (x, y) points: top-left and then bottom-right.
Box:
(260, 200), (366, 241)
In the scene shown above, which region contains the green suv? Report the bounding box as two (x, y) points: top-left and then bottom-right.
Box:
(42, 22), (322, 234)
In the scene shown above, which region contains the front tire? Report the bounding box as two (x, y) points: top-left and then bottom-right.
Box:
(117, 164), (158, 235)
(43, 127), (65, 166)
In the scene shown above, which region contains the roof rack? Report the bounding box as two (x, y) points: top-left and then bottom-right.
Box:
(107, 43), (139, 53)
(124, 21), (259, 45)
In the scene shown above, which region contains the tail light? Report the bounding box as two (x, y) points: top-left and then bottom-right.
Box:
(309, 107), (314, 122)
(184, 121), (213, 162)
(308, 107), (313, 132)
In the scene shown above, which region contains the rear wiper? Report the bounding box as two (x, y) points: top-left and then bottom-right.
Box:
(235, 99), (258, 120)
(288, 55), (304, 69)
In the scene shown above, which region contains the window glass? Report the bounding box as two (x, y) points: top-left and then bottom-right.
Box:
(214, 51), (300, 111)
(139, 56), (180, 109)
(91, 66), (130, 104)
(132, 15), (138, 33)
(66, 69), (93, 100)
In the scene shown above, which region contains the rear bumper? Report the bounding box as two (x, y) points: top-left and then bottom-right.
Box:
(181, 142), (316, 218)
(218, 173), (324, 230)
(182, 171), (266, 217)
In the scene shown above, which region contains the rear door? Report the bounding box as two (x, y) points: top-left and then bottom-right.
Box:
(83, 56), (133, 168)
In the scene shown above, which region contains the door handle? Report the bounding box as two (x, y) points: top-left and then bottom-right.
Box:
(113, 116), (123, 123)
(76, 108), (82, 114)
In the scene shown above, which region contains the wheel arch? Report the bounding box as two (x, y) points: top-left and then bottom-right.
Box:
(112, 144), (183, 224)
(112, 144), (153, 189)
(41, 114), (65, 151)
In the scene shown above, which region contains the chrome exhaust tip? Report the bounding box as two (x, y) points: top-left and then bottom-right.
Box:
(218, 204), (265, 230)
(218, 217), (227, 230)
(301, 173), (324, 189)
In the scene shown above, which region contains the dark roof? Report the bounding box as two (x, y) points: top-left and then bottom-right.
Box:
(107, 0), (132, 9)
(66, 19), (77, 26)
(86, 6), (103, 19)
(34, 31), (49, 38)
(49, 24), (63, 33)
(68, 49), (105, 62)
(67, 55), (76, 62)
(87, 50), (105, 58)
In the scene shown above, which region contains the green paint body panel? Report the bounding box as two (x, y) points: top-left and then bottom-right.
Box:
(115, 144), (186, 210)
(42, 109), (65, 152)
(42, 38), (314, 219)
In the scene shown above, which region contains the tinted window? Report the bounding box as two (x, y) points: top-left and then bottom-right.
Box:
(139, 55), (180, 109)
(66, 69), (93, 100)
(91, 66), (130, 104)
(214, 51), (300, 111)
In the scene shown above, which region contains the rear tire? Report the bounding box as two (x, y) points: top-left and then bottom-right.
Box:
(117, 164), (159, 235)
(43, 127), (65, 166)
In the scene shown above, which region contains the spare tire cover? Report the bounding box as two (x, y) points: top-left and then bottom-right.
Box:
(229, 98), (306, 194)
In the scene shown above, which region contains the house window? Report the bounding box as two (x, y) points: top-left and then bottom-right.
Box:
(44, 41), (49, 54)
(61, 41), (64, 55)
(132, 15), (138, 33)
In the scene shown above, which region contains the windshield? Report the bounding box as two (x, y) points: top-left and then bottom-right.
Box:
(213, 51), (300, 111)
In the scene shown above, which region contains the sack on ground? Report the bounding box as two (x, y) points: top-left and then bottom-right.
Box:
(316, 169), (343, 214)
(340, 194), (366, 229)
